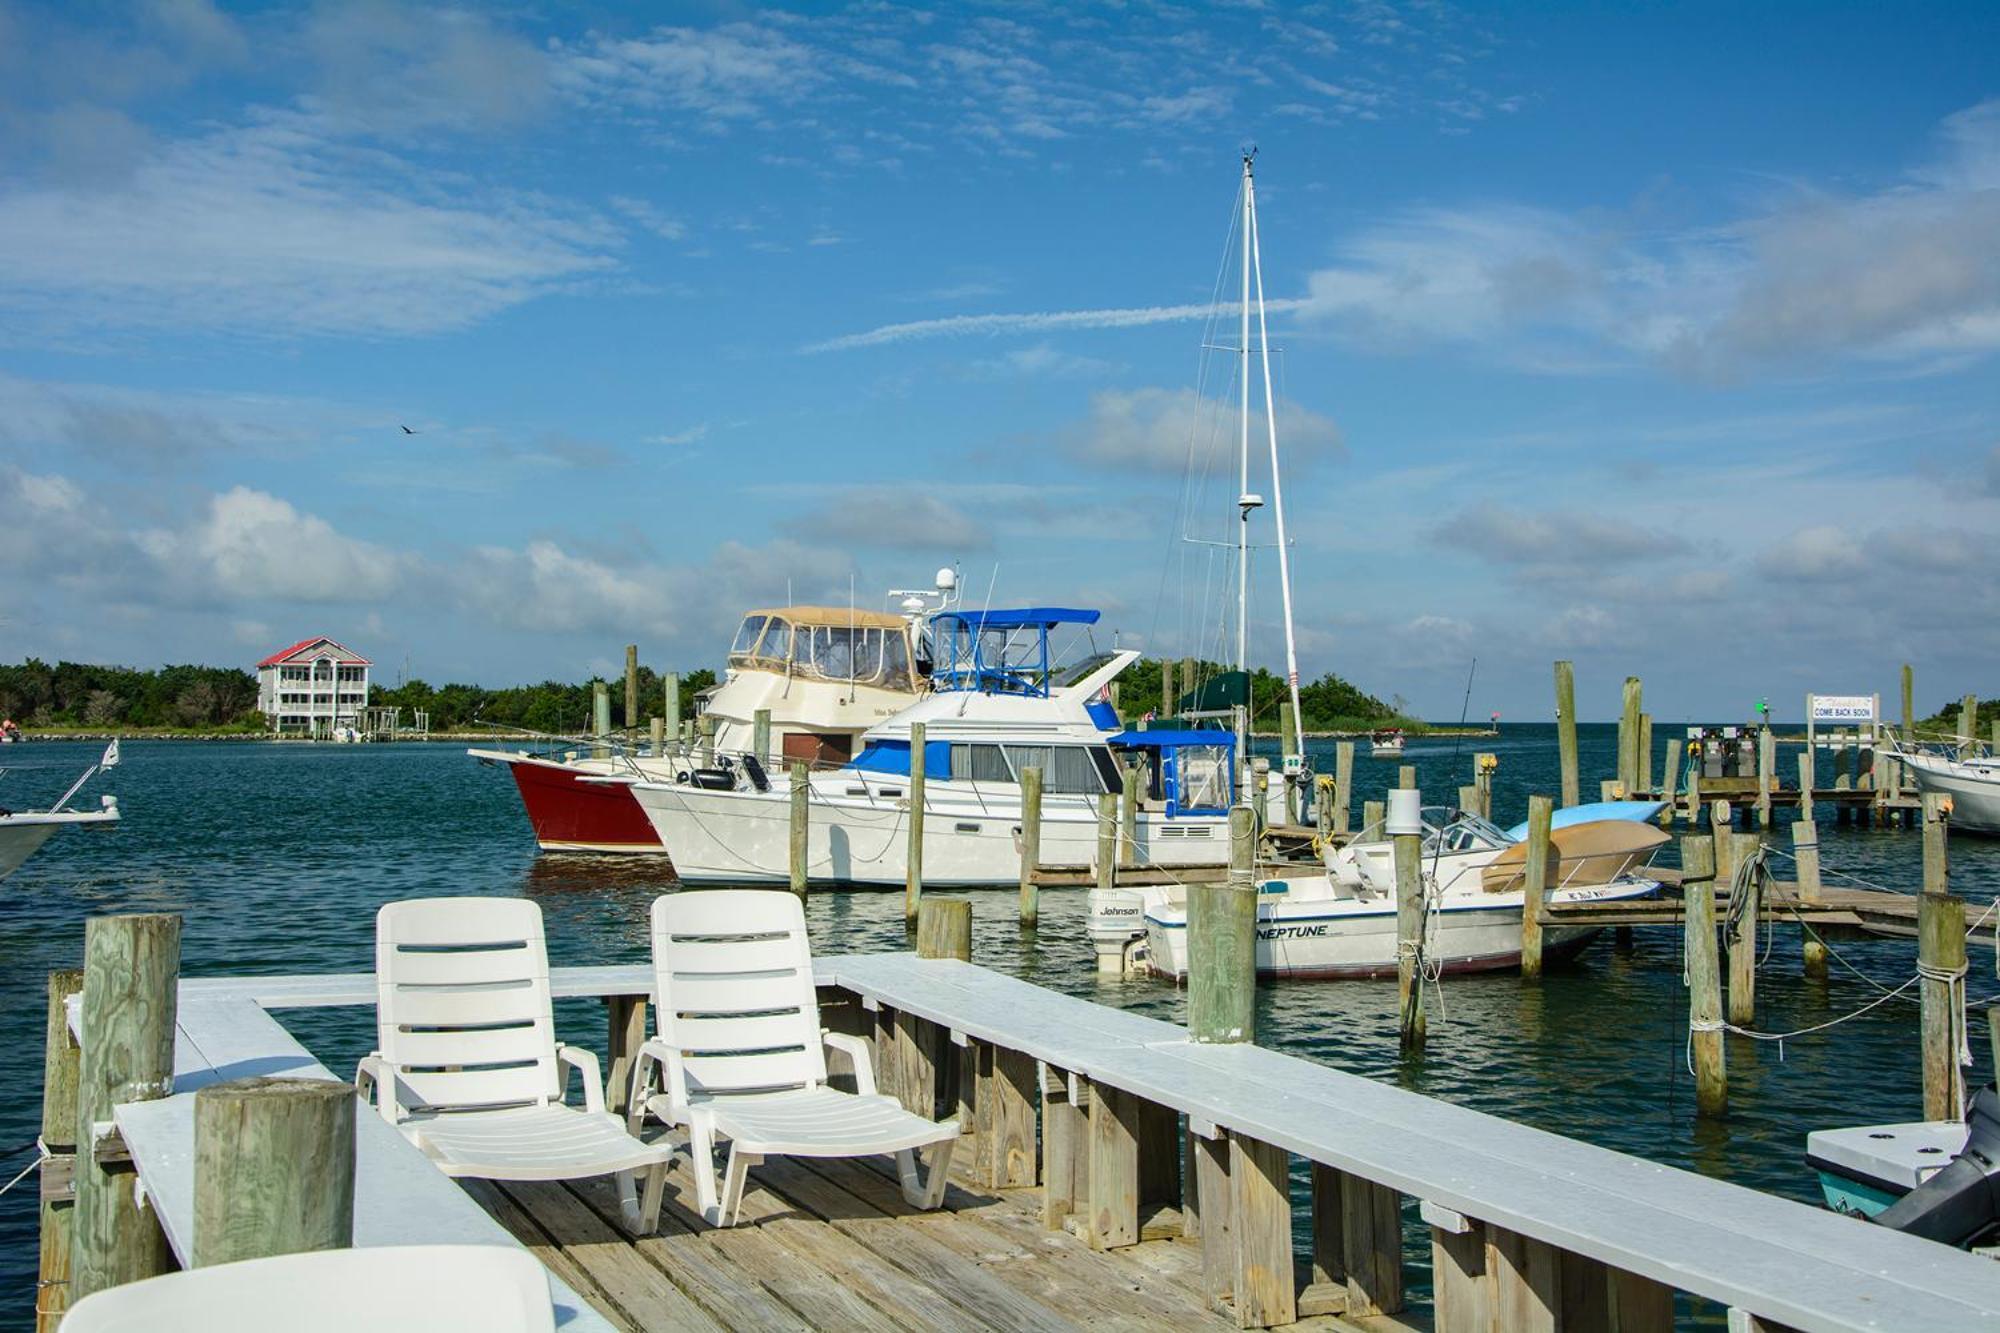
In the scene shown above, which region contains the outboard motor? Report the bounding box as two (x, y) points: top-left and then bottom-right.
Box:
(1875, 1086), (2000, 1247)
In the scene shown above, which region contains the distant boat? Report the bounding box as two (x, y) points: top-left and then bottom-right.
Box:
(0, 741), (122, 880)
(1370, 729), (1406, 758)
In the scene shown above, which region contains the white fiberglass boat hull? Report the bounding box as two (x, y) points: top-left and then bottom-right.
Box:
(1901, 752), (2000, 836)
(1141, 878), (1658, 981)
(0, 808), (119, 880)
(632, 777), (1227, 887)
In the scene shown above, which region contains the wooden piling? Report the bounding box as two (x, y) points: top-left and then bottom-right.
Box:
(1757, 727), (1775, 830)
(1334, 741), (1355, 836)
(1363, 799), (1385, 836)
(193, 1078), (355, 1267)
(1618, 677), (1643, 793)
(752, 707), (772, 768)
(1961, 694), (1979, 746)
(1189, 806), (1257, 1044)
(905, 721), (926, 927)
(789, 760), (810, 898)
(591, 681), (610, 759)
(1682, 838), (1726, 1117)
(1923, 792), (1948, 896)
(1919, 892), (1967, 1121)
(1899, 664), (1913, 740)
(915, 899), (973, 962)
(1018, 766), (1043, 927)
(1096, 792), (1117, 894)
(1555, 660), (1580, 807)
(1797, 751), (1815, 824)
(1794, 821), (1827, 979)
(1473, 753), (1496, 821)
(1162, 658), (1176, 719)
(663, 670), (681, 731)
(1660, 739), (1683, 826)
(649, 716), (665, 755)
(1119, 762), (1140, 866)
(36, 970), (83, 1332)
(1717, 817), (1758, 1026)
(1399, 764), (1416, 790)
(624, 644), (639, 732)
(1519, 795), (1553, 980)
(71, 913), (180, 1302)
(1395, 821), (1425, 1051)
(1639, 714), (1653, 796)
(1457, 784), (1480, 818)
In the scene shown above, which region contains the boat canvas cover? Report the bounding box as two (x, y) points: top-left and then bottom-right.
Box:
(1176, 670), (1249, 716)
(1479, 821), (1669, 894)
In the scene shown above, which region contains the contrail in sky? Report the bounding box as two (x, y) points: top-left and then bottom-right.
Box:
(803, 298), (1309, 352)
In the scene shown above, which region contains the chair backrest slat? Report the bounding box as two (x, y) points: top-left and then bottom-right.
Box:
(377, 898), (559, 1113)
(651, 891), (824, 1098)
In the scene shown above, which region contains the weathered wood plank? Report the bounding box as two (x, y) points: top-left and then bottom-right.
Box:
(990, 1045), (1038, 1189)
(1041, 1066), (1087, 1230)
(464, 1180), (646, 1333)
(1195, 1131), (1235, 1306)
(1087, 1078), (1141, 1249)
(1430, 1217), (1488, 1333)
(1340, 1169), (1404, 1316)
(1228, 1134), (1295, 1328)
(1488, 1224), (1559, 1333)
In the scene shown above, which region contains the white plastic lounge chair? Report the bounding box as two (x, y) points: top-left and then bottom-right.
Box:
(355, 897), (670, 1233)
(628, 889), (959, 1227)
(59, 1243), (556, 1332)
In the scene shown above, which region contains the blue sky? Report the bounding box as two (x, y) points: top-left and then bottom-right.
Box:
(0, 1), (1994, 721)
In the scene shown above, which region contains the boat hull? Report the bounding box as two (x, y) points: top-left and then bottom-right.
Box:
(632, 778), (1228, 887)
(0, 821), (59, 879)
(1903, 754), (2000, 836)
(1142, 880), (1656, 980)
(476, 751), (666, 854)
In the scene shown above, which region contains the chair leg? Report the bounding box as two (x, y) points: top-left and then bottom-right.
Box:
(616, 1162), (669, 1236)
(716, 1147), (759, 1228)
(898, 1137), (958, 1211)
(688, 1119), (721, 1223)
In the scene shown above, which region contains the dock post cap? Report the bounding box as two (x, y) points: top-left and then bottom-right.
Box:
(1386, 788), (1423, 836)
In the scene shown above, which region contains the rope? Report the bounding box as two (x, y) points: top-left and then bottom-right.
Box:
(0, 1140), (48, 1199)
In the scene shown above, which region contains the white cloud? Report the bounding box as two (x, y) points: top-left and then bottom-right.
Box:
(139, 486), (405, 602)
(0, 110), (618, 340)
(1297, 98), (2000, 378)
(805, 302), (1304, 353)
(1064, 386), (1344, 473)
(1755, 525), (1865, 582)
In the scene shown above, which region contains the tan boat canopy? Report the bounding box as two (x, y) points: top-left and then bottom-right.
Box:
(728, 606), (917, 690)
(1480, 820), (1670, 894)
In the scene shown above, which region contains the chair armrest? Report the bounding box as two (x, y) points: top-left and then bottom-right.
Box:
(555, 1044), (606, 1114)
(354, 1053), (399, 1124)
(627, 1037), (690, 1134)
(823, 1031), (877, 1096)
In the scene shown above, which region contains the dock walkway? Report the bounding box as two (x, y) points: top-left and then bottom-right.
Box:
(67, 952), (2000, 1332)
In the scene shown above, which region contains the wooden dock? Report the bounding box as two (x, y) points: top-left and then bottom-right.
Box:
(41, 934), (2000, 1332)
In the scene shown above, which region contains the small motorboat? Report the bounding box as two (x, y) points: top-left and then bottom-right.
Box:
(1810, 1086), (2000, 1249)
(1370, 729), (1406, 758)
(1894, 741), (2000, 836)
(0, 741), (122, 881)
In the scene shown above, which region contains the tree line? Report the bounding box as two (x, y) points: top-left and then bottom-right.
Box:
(0, 654), (1410, 734)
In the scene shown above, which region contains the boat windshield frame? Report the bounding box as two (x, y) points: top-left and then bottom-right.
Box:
(928, 608), (1101, 698)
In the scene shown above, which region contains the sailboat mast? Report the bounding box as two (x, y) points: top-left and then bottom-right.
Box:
(1234, 153), (1253, 785)
(1247, 167), (1306, 762)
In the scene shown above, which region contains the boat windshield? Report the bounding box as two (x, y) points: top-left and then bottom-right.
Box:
(794, 624), (916, 690)
(1420, 806), (1513, 854)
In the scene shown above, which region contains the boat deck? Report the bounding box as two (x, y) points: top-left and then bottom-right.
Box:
(469, 1145), (1370, 1333)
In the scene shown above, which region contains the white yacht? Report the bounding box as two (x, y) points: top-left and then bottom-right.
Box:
(629, 608), (1241, 886)
(471, 590), (934, 853)
(0, 741), (122, 880)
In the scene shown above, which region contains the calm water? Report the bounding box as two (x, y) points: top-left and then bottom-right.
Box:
(4, 726), (1996, 1319)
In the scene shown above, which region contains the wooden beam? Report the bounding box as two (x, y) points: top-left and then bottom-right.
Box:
(1521, 794), (1554, 980)
(1683, 837), (1726, 1117)
(1341, 1170), (1404, 1316)
(1087, 1079), (1142, 1249)
(1920, 892), (1968, 1122)
(1040, 1066), (1088, 1230)
(989, 1046), (1037, 1189)
(605, 994), (648, 1115)
(1488, 1224), (1560, 1333)
(1227, 1135), (1295, 1328)
(1555, 660), (1580, 808)
(36, 970), (83, 1333)
(1018, 765), (1043, 927)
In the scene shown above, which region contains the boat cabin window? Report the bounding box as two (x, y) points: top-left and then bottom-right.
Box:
(728, 616), (771, 664)
(999, 744), (1117, 794)
(951, 743), (1013, 784)
(1177, 743), (1232, 812)
(881, 632), (913, 691)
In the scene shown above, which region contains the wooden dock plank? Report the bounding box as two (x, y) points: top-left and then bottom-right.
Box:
(495, 1179), (731, 1333)
(462, 1180), (650, 1333)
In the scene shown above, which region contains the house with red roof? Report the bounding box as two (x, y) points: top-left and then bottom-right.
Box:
(255, 637), (372, 736)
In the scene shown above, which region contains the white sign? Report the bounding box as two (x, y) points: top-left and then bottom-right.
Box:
(1810, 694), (1876, 722)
